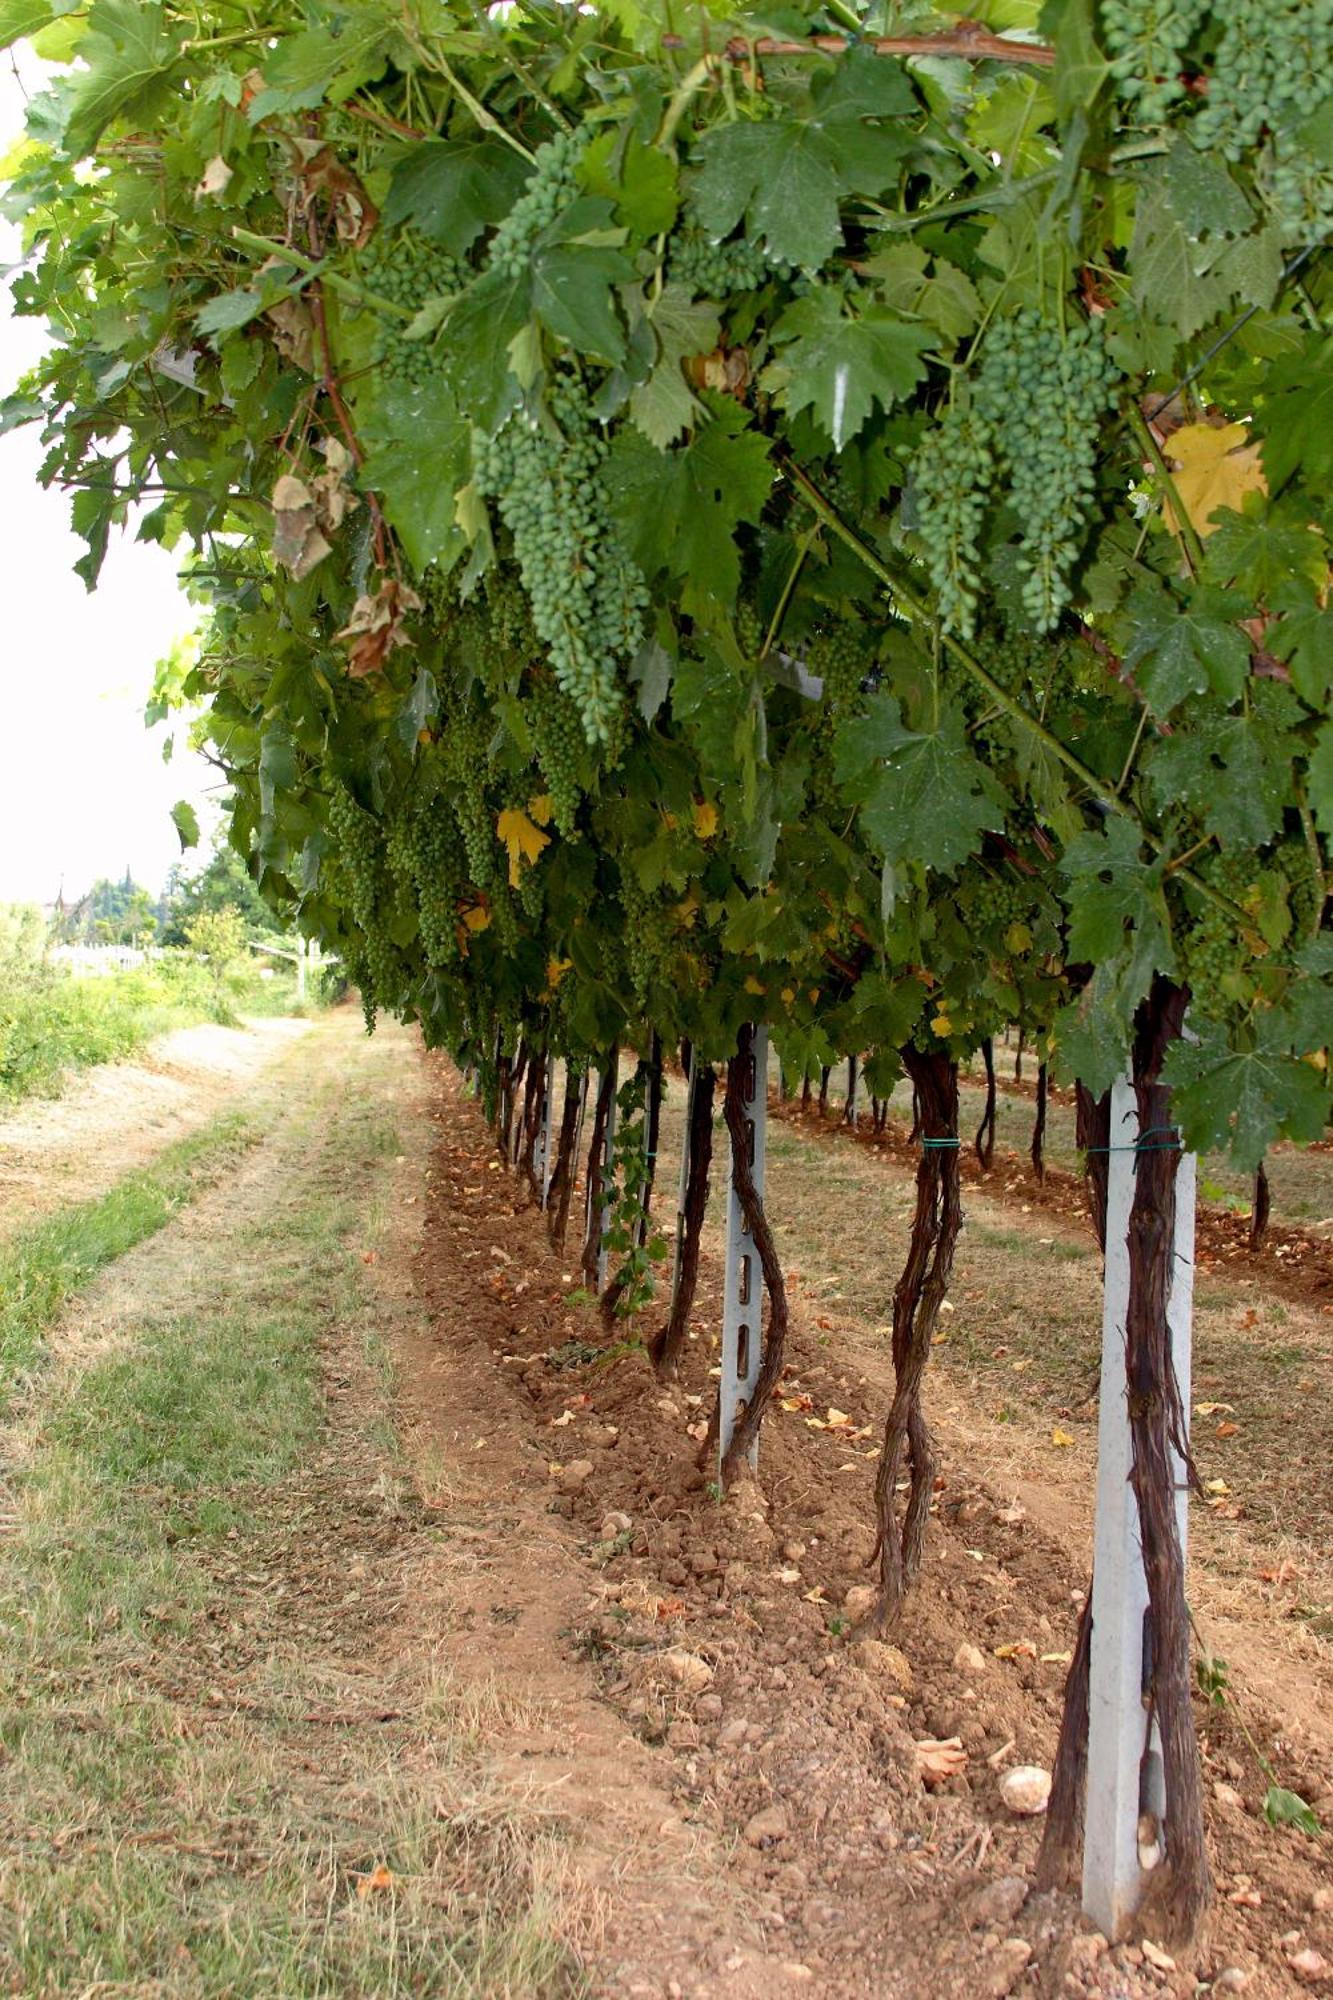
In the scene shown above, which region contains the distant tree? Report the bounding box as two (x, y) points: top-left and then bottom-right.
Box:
(161, 836), (276, 946)
(77, 875), (162, 946)
(0, 903), (48, 979)
(185, 905), (248, 1007)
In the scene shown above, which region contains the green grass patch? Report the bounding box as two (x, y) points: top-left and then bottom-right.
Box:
(0, 959), (310, 1106)
(0, 1028), (586, 1999)
(0, 1112), (260, 1407)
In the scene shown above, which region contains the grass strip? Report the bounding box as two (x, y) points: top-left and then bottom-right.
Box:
(0, 1110), (261, 1406)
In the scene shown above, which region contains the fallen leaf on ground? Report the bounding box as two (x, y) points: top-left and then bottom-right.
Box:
(357, 1864), (395, 1898)
(1050, 1426), (1075, 1447)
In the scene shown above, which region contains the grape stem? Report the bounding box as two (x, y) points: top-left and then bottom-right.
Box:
(780, 452), (1248, 928)
(659, 28), (1055, 66)
(1127, 406), (1206, 580)
(229, 228), (416, 320)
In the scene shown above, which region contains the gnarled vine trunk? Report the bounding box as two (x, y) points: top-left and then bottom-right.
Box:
(872, 1048), (961, 1625)
(801, 1070), (812, 1109)
(1031, 1060), (1049, 1182)
(1250, 1159), (1270, 1249)
(546, 1065), (586, 1250)
(650, 1059), (716, 1379)
(975, 1036), (996, 1168)
(1076, 1080), (1113, 1251)
(818, 1065), (831, 1116)
(715, 1024), (789, 1484)
(600, 1036), (664, 1326)
(517, 1048), (545, 1190)
(580, 1054), (617, 1290)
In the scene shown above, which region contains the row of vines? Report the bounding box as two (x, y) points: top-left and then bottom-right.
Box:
(3, 0), (1330, 1942)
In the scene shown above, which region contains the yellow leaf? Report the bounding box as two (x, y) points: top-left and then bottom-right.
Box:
(1050, 1426), (1075, 1447)
(693, 798), (719, 839)
(993, 1639), (1038, 1660)
(496, 807), (550, 887)
(744, 974), (767, 996)
(780, 986), (795, 1005)
(1005, 921), (1032, 956)
(357, 1863), (395, 1899)
(931, 1012), (953, 1037)
(461, 905), (491, 933)
(528, 793), (554, 826)
(1163, 421), (1266, 540)
(545, 957), (572, 990)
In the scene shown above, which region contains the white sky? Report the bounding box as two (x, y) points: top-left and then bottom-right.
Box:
(0, 51), (217, 908)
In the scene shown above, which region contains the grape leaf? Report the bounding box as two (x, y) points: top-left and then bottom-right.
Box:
(247, 4), (399, 119)
(579, 130), (678, 239)
(764, 290), (933, 450)
(607, 400), (774, 613)
(361, 379), (471, 573)
(0, 0), (72, 51)
(833, 694), (1008, 872)
(1203, 493), (1326, 600)
(1164, 422), (1266, 539)
(1121, 583), (1249, 715)
(170, 799), (200, 851)
(383, 139), (528, 256)
(865, 245), (982, 343)
(1309, 719), (1333, 835)
(1045, 0), (1109, 122)
(1269, 590), (1333, 710)
(1252, 334), (1333, 495)
(1060, 817), (1167, 963)
(1144, 711), (1294, 848)
(693, 52), (916, 268)
(60, 0), (183, 157)
(1052, 961), (1132, 1096)
(1163, 137), (1253, 239)
(627, 285), (718, 448)
(1164, 1018), (1330, 1169)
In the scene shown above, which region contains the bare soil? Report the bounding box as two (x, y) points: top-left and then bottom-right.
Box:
(413, 1067), (1332, 2000)
(0, 1015), (311, 1243)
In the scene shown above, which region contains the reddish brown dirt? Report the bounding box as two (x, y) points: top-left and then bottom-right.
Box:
(410, 1065), (1332, 2000)
(773, 1101), (1333, 1314)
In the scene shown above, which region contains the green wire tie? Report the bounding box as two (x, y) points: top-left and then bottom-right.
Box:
(1085, 1125), (1182, 1154)
(920, 1136), (961, 1148)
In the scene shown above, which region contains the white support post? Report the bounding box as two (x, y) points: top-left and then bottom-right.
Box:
(596, 1066), (618, 1294)
(539, 1053), (557, 1210)
(1083, 1078), (1196, 1941)
(718, 1025), (768, 1481)
(670, 1050), (698, 1318)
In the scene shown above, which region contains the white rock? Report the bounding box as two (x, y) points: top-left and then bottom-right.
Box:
(1213, 1970), (1251, 1993)
(663, 1648), (714, 1692)
(842, 1584), (877, 1621)
(600, 1511), (633, 1538)
(559, 1458), (594, 1492)
(1288, 1948), (1331, 1983)
(999, 1765), (1052, 1816)
(954, 1642), (988, 1675)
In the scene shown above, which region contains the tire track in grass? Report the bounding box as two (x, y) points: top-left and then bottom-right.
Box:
(0, 1109), (264, 1411)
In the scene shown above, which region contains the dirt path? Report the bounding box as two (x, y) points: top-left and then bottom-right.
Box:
(0, 1014), (311, 1244)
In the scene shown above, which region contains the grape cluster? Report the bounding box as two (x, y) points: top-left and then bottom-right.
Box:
(486, 129), (584, 279)
(386, 796), (465, 971)
(915, 407), (996, 635)
(619, 872), (674, 1006)
(916, 311), (1118, 636)
(1179, 851), (1252, 1008)
(1101, 0), (1206, 122)
(524, 674), (586, 837)
(361, 230), (463, 387)
(735, 597), (764, 657)
(1193, 0), (1333, 159)
(439, 706), (499, 892)
(475, 371), (647, 744)
(327, 781), (399, 1025)
(967, 870), (1026, 932)
(668, 229), (781, 298)
(807, 619), (872, 706)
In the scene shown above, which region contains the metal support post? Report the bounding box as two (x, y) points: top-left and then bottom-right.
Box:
(719, 1025), (768, 1480)
(538, 1053), (557, 1209)
(596, 1066), (618, 1294)
(1083, 1077), (1196, 1940)
(669, 1050), (698, 1318)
